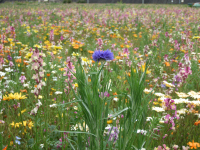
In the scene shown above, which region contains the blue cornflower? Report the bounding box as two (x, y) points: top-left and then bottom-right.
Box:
(15, 136), (21, 145)
(161, 83), (166, 89)
(92, 50), (114, 62)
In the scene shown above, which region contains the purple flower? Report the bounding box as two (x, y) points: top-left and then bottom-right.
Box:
(107, 126), (119, 143)
(92, 50), (114, 62)
(7, 55), (12, 61)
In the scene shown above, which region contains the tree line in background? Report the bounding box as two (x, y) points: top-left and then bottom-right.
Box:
(0, 0), (199, 5)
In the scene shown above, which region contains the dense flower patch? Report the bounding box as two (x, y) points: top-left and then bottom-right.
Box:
(0, 2), (200, 150)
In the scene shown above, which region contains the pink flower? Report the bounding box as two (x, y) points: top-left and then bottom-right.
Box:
(19, 75), (26, 84)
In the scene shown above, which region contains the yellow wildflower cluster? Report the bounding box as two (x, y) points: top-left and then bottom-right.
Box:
(10, 120), (34, 129)
(3, 93), (27, 101)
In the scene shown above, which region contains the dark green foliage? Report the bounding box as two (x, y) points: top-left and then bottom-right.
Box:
(77, 0), (86, 3)
(63, 0), (72, 3)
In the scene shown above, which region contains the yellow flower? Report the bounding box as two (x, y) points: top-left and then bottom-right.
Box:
(15, 123), (21, 128)
(51, 88), (56, 91)
(3, 93), (27, 101)
(10, 121), (15, 127)
(117, 76), (121, 80)
(56, 113), (63, 118)
(28, 121), (34, 129)
(25, 52), (33, 59)
(54, 45), (63, 50)
(7, 38), (13, 42)
(72, 52), (80, 57)
(115, 56), (121, 59)
(141, 63), (151, 74)
(153, 102), (159, 105)
(74, 83), (78, 88)
(193, 36), (200, 39)
(163, 81), (175, 88)
(107, 120), (113, 124)
(10, 141), (13, 146)
(15, 93), (27, 100)
(18, 109), (27, 116)
(3, 95), (9, 101)
(23, 121), (27, 126)
(53, 51), (57, 55)
(33, 29), (39, 33)
(33, 44), (41, 48)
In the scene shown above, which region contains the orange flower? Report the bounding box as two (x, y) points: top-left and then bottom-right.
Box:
(15, 59), (21, 63)
(113, 92), (117, 95)
(88, 50), (94, 54)
(73, 44), (79, 49)
(194, 120), (200, 126)
(126, 72), (131, 77)
(5, 50), (10, 53)
(120, 45), (124, 48)
(59, 68), (64, 71)
(192, 110), (198, 113)
(3, 145), (8, 150)
(47, 73), (51, 77)
(187, 140), (200, 149)
(112, 34), (116, 38)
(133, 34), (138, 38)
(149, 84), (153, 87)
(165, 62), (170, 67)
(198, 60), (200, 63)
(172, 60), (178, 63)
(57, 56), (62, 59)
(20, 89), (27, 93)
(23, 60), (29, 65)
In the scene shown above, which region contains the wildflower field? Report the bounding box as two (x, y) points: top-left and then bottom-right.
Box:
(0, 2), (200, 150)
